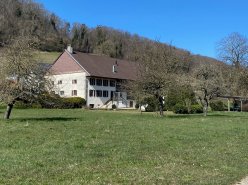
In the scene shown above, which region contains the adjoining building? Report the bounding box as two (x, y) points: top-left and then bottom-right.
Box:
(48, 46), (138, 109)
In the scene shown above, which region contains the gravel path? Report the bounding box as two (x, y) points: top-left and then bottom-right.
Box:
(235, 176), (248, 185)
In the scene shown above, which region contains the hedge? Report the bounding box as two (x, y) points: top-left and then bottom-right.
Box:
(173, 104), (203, 114)
(60, 97), (86, 109)
(191, 104), (203, 114)
(12, 96), (86, 109)
(210, 101), (226, 111)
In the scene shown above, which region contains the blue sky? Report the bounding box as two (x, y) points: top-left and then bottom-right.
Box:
(36, 0), (248, 58)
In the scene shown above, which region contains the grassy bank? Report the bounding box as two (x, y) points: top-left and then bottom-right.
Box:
(0, 109), (248, 184)
(35, 51), (61, 63)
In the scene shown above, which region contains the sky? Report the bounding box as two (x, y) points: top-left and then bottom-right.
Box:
(36, 0), (248, 59)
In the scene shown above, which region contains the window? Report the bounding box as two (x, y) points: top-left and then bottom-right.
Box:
(96, 79), (102, 86)
(51, 81), (54, 85)
(110, 80), (116, 87)
(90, 78), (95, 85)
(96, 90), (102, 97)
(89, 90), (95, 97)
(103, 90), (109, 97)
(72, 79), (77, 84)
(58, 80), (62, 84)
(72, 90), (77, 96)
(60, 91), (64, 96)
(103, 79), (109, 86)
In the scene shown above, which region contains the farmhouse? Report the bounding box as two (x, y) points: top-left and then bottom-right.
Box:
(49, 46), (138, 108)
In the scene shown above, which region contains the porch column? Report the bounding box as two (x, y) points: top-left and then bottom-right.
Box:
(241, 99), (243, 112)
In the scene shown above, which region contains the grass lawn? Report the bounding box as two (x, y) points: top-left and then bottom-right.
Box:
(35, 51), (61, 64)
(0, 109), (248, 184)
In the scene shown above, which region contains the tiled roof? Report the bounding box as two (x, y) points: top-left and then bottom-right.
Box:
(71, 51), (138, 80)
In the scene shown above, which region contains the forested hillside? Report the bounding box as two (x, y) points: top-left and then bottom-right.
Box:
(0, 0), (219, 64)
(0, 0), (69, 51)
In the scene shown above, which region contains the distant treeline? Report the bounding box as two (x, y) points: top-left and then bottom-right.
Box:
(0, 0), (219, 64)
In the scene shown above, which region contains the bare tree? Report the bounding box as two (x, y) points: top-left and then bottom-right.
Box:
(217, 33), (248, 97)
(192, 63), (225, 116)
(0, 36), (51, 119)
(127, 41), (190, 116)
(217, 32), (248, 68)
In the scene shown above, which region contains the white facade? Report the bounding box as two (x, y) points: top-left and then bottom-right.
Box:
(50, 72), (87, 98)
(50, 74), (136, 108)
(86, 78), (116, 108)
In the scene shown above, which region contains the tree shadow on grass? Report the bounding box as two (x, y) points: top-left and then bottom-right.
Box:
(165, 114), (202, 119)
(14, 117), (82, 122)
(207, 114), (248, 119)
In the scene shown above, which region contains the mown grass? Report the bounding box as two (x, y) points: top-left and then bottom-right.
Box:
(0, 109), (248, 184)
(35, 51), (61, 63)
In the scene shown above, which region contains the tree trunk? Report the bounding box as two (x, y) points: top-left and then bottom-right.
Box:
(159, 104), (163, 116)
(203, 104), (208, 117)
(158, 96), (164, 116)
(4, 103), (14, 120)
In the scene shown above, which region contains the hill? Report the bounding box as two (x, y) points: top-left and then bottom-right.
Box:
(0, 0), (221, 65)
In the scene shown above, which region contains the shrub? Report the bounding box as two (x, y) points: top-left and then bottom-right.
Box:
(15, 101), (31, 109)
(112, 104), (117, 109)
(166, 85), (196, 111)
(210, 101), (226, 111)
(173, 103), (188, 114)
(140, 97), (157, 112)
(39, 94), (62, 108)
(191, 104), (203, 114)
(0, 104), (5, 109)
(31, 103), (42, 109)
(145, 104), (157, 112)
(61, 97), (86, 109)
(39, 94), (86, 109)
(135, 103), (139, 109)
(15, 101), (42, 109)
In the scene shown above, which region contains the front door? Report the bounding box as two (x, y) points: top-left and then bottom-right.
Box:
(129, 101), (133, 108)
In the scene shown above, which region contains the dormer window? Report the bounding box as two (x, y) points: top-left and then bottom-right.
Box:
(112, 65), (117, 73)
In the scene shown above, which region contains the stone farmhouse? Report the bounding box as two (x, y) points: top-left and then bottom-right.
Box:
(49, 46), (138, 109)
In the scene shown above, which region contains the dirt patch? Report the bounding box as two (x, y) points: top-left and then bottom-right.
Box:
(235, 176), (248, 185)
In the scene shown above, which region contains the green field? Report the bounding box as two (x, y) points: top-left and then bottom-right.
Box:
(35, 51), (61, 64)
(0, 109), (248, 185)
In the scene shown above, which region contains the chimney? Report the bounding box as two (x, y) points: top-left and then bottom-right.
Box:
(67, 45), (73, 54)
